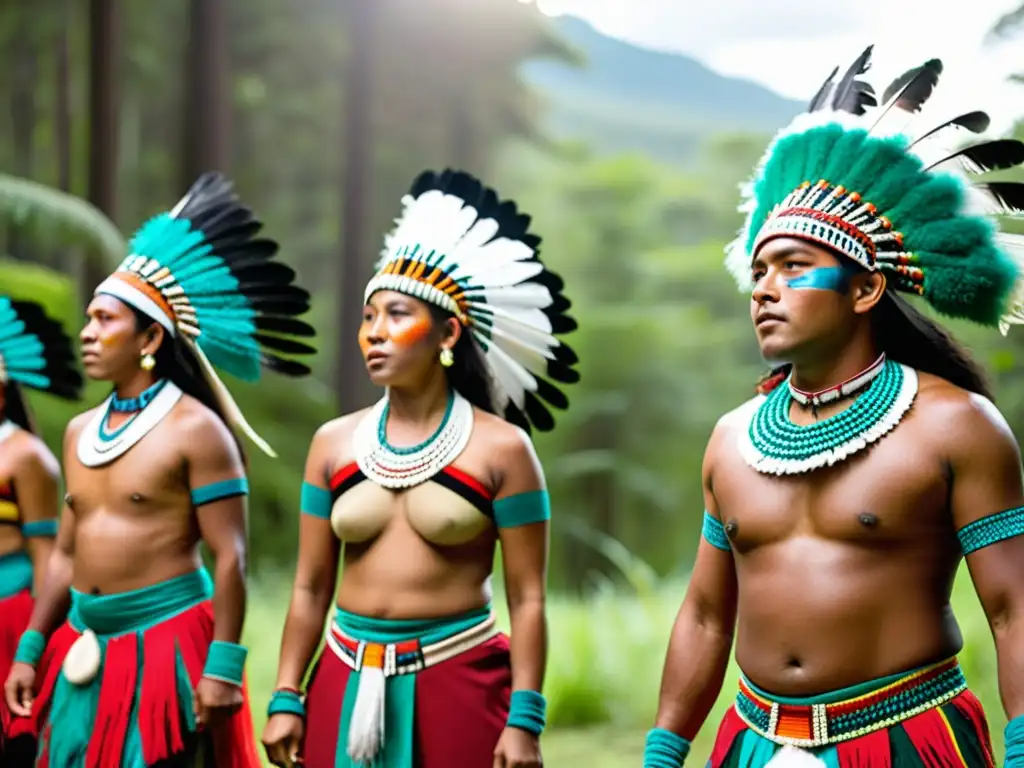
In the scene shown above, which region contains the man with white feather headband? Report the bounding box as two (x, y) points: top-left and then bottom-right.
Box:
(644, 47), (1024, 768)
(261, 169), (579, 768)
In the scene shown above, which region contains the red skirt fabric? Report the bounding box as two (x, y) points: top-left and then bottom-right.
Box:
(302, 632), (512, 768)
(0, 590), (35, 759)
(9, 599), (261, 768)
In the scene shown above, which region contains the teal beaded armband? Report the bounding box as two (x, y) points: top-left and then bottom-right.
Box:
(957, 506), (1024, 555)
(702, 511), (731, 552)
(268, 689), (306, 718)
(643, 728), (691, 768)
(1006, 715), (1024, 766)
(202, 641), (248, 686)
(14, 630), (46, 667)
(507, 689), (546, 735)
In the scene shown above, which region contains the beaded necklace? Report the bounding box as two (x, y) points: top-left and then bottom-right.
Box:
(739, 359), (918, 475)
(789, 353), (886, 408)
(353, 389), (474, 489)
(77, 380), (183, 467)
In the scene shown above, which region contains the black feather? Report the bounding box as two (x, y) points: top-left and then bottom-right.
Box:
(260, 355), (312, 378)
(254, 334), (317, 355)
(808, 66), (839, 112)
(924, 139), (1024, 174)
(534, 376), (570, 410)
(975, 182), (1024, 215)
(255, 316), (317, 337)
(910, 111), (990, 147)
(830, 46), (877, 115)
(878, 59), (943, 116)
(5, 299), (83, 400)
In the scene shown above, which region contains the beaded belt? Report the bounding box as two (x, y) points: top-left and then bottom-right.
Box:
(325, 613), (498, 676)
(735, 658), (967, 748)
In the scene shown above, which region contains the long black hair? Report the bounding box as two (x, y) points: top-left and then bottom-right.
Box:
(426, 303), (498, 416)
(756, 291), (993, 400)
(130, 306), (248, 462)
(2, 381), (36, 434)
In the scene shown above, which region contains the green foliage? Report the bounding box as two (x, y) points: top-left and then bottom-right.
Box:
(0, 174), (126, 267)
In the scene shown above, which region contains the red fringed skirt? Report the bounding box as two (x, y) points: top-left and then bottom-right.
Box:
(0, 589), (35, 760)
(7, 571), (261, 768)
(709, 657), (995, 768)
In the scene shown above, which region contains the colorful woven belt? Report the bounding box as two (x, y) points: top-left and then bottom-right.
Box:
(326, 613), (498, 676)
(735, 657), (967, 748)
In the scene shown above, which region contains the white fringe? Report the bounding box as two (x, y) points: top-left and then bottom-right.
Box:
(765, 746), (828, 768)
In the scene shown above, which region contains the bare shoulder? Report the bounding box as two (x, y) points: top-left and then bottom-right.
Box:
(472, 408), (537, 462)
(913, 372), (1016, 454)
(315, 408), (371, 446)
(170, 394), (240, 459)
(61, 406), (102, 459)
(8, 428), (59, 478)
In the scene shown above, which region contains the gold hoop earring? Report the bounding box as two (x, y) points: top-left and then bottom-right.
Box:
(140, 353), (156, 371)
(439, 348), (454, 368)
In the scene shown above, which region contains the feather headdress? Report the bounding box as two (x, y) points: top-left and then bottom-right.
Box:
(365, 169), (580, 432)
(725, 46), (1024, 334)
(0, 296), (83, 400)
(95, 172), (317, 455)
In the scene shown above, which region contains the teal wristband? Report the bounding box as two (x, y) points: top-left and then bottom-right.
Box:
(507, 689), (546, 735)
(268, 689), (306, 718)
(14, 630), (45, 667)
(202, 641), (248, 686)
(21, 519), (58, 538)
(1006, 715), (1024, 766)
(644, 728), (691, 768)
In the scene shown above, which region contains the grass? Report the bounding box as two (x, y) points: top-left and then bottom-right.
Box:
(242, 566), (1005, 765)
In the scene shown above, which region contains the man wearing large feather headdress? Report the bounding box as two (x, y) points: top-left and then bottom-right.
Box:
(644, 48), (1024, 768)
(3, 173), (318, 767)
(261, 169), (579, 768)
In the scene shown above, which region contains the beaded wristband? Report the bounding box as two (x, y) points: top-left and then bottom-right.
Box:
(506, 689), (546, 736)
(268, 688), (306, 718)
(14, 630), (45, 667)
(1006, 715), (1024, 766)
(643, 728), (691, 768)
(202, 641), (248, 686)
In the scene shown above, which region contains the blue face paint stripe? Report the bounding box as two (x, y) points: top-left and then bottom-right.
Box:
(786, 266), (852, 294)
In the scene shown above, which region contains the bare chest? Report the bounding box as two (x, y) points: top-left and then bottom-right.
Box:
(713, 426), (952, 553)
(66, 441), (187, 518)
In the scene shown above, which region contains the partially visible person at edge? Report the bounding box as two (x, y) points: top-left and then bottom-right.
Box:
(643, 49), (1024, 768)
(0, 297), (83, 764)
(3, 172), (319, 767)
(260, 169), (580, 768)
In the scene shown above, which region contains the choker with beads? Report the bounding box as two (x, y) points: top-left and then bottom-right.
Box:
(739, 358), (918, 475)
(77, 379), (182, 467)
(353, 389), (474, 489)
(789, 354), (887, 408)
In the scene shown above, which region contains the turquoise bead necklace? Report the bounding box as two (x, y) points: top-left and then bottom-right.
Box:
(739, 357), (918, 475)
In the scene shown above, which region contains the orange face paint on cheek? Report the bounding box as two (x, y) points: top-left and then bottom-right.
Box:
(392, 318), (432, 348)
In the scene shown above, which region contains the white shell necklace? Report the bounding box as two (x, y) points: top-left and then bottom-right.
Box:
(76, 380), (183, 467)
(353, 389), (473, 489)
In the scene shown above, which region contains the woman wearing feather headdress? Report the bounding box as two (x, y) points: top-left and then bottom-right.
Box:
(262, 170), (579, 768)
(4, 173), (317, 767)
(0, 297), (82, 765)
(644, 48), (1024, 768)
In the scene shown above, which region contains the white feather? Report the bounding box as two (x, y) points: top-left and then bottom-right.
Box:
(463, 283), (553, 309)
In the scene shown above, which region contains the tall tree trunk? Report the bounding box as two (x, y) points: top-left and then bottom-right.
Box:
(56, 0), (72, 193)
(182, 0), (230, 191)
(85, 0), (121, 301)
(337, 0), (377, 412)
(8, 19), (38, 261)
